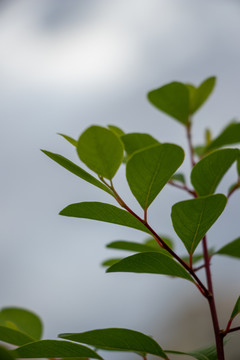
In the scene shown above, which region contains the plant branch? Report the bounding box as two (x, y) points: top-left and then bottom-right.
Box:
(168, 180), (197, 197)
(186, 122), (196, 168)
(223, 326), (240, 336)
(227, 177), (240, 198)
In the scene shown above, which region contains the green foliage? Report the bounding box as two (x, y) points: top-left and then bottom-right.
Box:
(58, 133), (78, 147)
(77, 125), (124, 179)
(230, 296), (240, 319)
(185, 77), (216, 115)
(107, 124), (125, 137)
(206, 121), (240, 152)
(171, 194), (227, 254)
(217, 237), (240, 258)
(166, 343), (218, 360)
(126, 143), (184, 209)
(59, 328), (168, 358)
(121, 133), (159, 156)
(0, 346), (15, 360)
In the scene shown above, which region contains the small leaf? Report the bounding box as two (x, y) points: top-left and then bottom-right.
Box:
(12, 340), (102, 359)
(41, 150), (113, 196)
(58, 133), (78, 146)
(107, 125), (125, 137)
(106, 252), (193, 282)
(193, 145), (206, 157)
(77, 125), (124, 179)
(147, 82), (190, 125)
(102, 258), (122, 267)
(60, 202), (151, 234)
(59, 328), (168, 359)
(171, 173), (186, 184)
(186, 76), (216, 114)
(126, 144), (184, 209)
(144, 236), (174, 250)
(206, 121), (240, 152)
(191, 148), (240, 195)
(0, 346), (16, 360)
(0, 326), (34, 346)
(0, 307), (43, 342)
(121, 133), (159, 156)
(217, 237), (240, 258)
(106, 240), (162, 253)
(166, 343), (218, 360)
(171, 194), (227, 254)
(231, 296), (240, 319)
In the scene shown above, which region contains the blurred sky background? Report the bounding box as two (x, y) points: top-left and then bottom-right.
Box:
(0, 1), (240, 359)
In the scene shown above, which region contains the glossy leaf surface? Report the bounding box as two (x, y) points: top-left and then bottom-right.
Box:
(59, 328), (168, 358)
(58, 133), (78, 146)
(77, 125), (124, 179)
(231, 296), (240, 319)
(191, 148), (239, 195)
(206, 122), (240, 152)
(217, 237), (240, 258)
(121, 133), (159, 156)
(127, 144), (184, 209)
(0, 307), (42, 342)
(186, 76), (216, 114)
(42, 151), (113, 196)
(171, 195), (227, 254)
(107, 252), (193, 282)
(12, 340), (102, 359)
(148, 82), (190, 124)
(60, 202), (151, 234)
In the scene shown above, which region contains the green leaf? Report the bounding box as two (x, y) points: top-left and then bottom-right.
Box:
(59, 202), (151, 234)
(77, 125), (124, 179)
(126, 144), (184, 209)
(0, 346), (16, 360)
(147, 82), (190, 125)
(191, 148), (240, 196)
(193, 145), (206, 157)
(102, 258), (122, 267)
(166, 343), (217, 360)
(171, 173), (186, 184)
(0, 326), (34, 346)
(186, 76), (216, 114)
(107, 125), (125, 137)
(171, 194), (227, 254)
(106, 252), (193, 282)
(206, 122), (240, 152)
(59, 328), (168, 359)
(231, 296), (240, 319)
(0, 307), (43, 342)
(106, 240), (162, 253)
(41, 150), (113, 196)
(121, 133), (159, 156)
(217, 237), (240, 258)
(144, 236), (174, 250)
(12, 340), (102, 359)
(58, 133), (78, 146)
(237, 158), (240, 176)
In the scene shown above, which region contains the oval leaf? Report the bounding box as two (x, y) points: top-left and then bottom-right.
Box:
(0, 307), (42, 342)
(206, 122), (240, 152)
(121, 133), (159, 156)
(171, 194), (227, 254)
(231, 296), (240, 319)
(41, 150), (113, 196)
(191, 148), (240, 195)
(126, 144), (184, 209)
(0, 326), (34, 346)
(59, 328), (168, 359)
(106, 252), (193, 282)
(59, 202), (151, 234)
(107, 125), (125, 137)
(186, 76), (216, 114)
(217, 237), (240, 258)
(147, 82), (190, 125)
(77, 125), (124, 179)
(12, 340), (102, 359)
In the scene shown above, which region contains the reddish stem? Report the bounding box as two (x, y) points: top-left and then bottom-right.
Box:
(168, 180), (197, 197)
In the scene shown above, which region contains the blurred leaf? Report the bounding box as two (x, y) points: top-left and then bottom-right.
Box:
(0, 326), (34, 346)
(217, 237), (240, 258)
(42, 150), (113, 196)
(228, 182), (240, 195)
(181, 253), (203, 265)
(107, 125), (125, 137)
(106, 240), (162, 253)
(193, 145), (206, 157)
(60, 202), (151, 234)
(144, 236), (174, 250)
(237, 158), (240, 176)
(0, 346), (16, 360)
(12, 340), (102, 359)
(205, 128), (212, 146)
(121, 133), (159, 156)
(126, 144), (184, 209)
(206, 122), (240, 152)
(171, 194), (227, 254)
(0, 307), (42, 342)
(191, 148), (240, 195)
(59, 328), (168, 359)
(148, 82), (190, 125)
(106, 252), (193, 282)
(77, 125), (124, 179)
(231, 296), (240, 319)
(102, 258), (122, 267)
(58, 133), (78, 146)
(171, 173), (186, 184)
(186, 77), (216, 114)
(166, 343), (217, 360)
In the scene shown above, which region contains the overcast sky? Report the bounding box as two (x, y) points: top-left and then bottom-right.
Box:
(0, 1), (240, 359)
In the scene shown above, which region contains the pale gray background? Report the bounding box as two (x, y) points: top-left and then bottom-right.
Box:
(0, 1), (240, 359)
